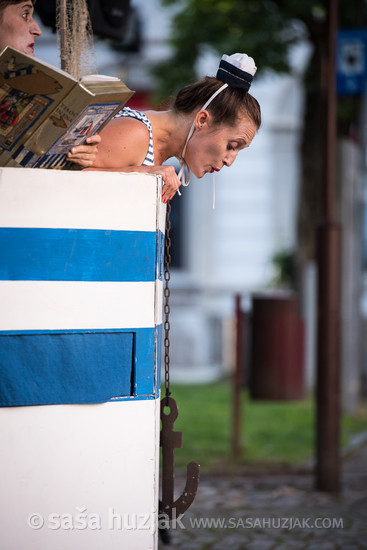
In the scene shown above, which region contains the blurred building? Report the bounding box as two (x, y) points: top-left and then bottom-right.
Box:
(33, 0), (309, 383)
(119, 0), (307, 384)
(33, 1), (366, 399)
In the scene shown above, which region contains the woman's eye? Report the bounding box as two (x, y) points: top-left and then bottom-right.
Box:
(227, 144), (236, 151)
(22, 11), (31, 20)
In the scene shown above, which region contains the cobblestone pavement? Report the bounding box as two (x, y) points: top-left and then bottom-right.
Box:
(159, 442), (367, 549)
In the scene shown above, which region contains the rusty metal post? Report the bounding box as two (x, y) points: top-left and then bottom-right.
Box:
(315, 0), (341, 492)
(232, 294), (243, 459)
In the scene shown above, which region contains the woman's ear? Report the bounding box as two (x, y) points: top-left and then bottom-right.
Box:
(195, 110), (210, 129)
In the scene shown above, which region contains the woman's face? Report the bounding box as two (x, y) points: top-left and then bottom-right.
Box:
(0, 2), (41, 56)
(186, 114), (258, 179)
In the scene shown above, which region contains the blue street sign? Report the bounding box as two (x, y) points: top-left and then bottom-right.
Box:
(337, 29), (367, 96)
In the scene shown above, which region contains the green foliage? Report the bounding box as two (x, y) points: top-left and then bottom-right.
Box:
(152, 0), (367, 106)
(152, 0), (328, 100)
(167, 382), (367, 469)
(270, 249), (296, 288)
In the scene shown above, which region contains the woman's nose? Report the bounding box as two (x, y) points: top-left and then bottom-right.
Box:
(31, 19), (42, 37)
(223, 151), (237, 167)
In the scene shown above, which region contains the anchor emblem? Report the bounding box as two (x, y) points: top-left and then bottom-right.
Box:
(159, 396), (200, 521)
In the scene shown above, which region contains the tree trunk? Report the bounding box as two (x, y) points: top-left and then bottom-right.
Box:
(297, 41), (327, 281)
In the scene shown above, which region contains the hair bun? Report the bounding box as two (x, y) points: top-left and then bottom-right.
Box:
(216, 53), (257, 91)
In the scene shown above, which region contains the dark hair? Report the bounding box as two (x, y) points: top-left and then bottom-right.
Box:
(173, 76), (261, 129)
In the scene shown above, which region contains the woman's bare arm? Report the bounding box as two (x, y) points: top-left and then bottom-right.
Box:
(88, 117), (181, 202)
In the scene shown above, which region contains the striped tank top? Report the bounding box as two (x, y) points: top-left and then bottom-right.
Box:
(114, 107), (154, 166)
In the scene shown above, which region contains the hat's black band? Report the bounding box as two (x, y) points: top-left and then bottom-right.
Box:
(216, 59), (253, 91)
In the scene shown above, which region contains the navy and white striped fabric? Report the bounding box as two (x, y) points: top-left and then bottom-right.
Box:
(114, 107), (155, 166)
(0, 168), (165, 407)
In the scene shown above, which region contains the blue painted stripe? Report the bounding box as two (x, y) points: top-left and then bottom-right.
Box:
(156, 229), (165, 281)
(0, 228), (163, 282)
(0, 326), (161, 406)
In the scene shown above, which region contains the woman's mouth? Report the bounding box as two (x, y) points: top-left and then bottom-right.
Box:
(210, 167), (220, 173)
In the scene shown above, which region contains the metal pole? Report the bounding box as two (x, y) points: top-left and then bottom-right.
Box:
(232, 294), (243, 459)
(59, 0), (68, 72)
(315, 0), (341, 492)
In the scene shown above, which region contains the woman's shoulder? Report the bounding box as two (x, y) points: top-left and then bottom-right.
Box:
(103, 112), (150, 141)
(115, 107), (152, 129)
(95, 110), (151, 168)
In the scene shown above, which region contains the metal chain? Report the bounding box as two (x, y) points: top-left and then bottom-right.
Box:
(163, 201), (172, 405)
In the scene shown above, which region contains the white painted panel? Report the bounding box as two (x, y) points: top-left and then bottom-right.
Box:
(156, 185), (166, 234)
(0, 280), (160, 330)
(155, 280), (163, 326)
(0, 399), (160, 550)
(0, 168), (162, 232)
(0, 168), (163, 550)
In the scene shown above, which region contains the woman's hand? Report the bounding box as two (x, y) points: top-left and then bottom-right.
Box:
(147, 165), (181, 203)
(66, 134), (101, 168)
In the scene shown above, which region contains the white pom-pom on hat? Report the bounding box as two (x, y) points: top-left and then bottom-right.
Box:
(216, 52), (257, 91)
(221, 53), (257, 77)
